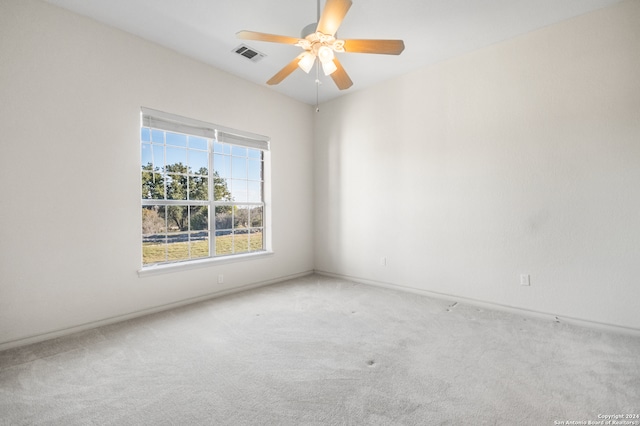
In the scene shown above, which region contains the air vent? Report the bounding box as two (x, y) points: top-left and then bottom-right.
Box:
(233, 44), (266, 63)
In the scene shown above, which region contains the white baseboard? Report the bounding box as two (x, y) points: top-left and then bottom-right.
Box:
(4, 269), (637, 352)
(0, 270), (314, 352)
(314, 270), (640, 338)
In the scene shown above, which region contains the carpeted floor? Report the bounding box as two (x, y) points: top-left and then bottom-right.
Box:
(1, 274), (639, 425)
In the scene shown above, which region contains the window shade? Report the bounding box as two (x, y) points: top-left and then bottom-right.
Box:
(141, 107), (269, 151)
(217, 132), (269, 151)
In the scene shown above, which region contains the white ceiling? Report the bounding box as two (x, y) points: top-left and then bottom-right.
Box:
(44, 0), (624, 106)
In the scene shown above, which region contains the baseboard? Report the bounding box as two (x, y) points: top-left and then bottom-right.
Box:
(4, 268), (637, 352)
(0, 270), (314, 352)
(314, 270), (640, 338)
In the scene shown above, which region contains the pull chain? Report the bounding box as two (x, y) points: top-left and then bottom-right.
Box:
(315, 61), (321, 112)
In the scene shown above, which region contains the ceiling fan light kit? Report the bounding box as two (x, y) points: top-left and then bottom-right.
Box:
(295, 31), (342, 76)
(236, 0), (405, 91)
(298, 51), (316, 73)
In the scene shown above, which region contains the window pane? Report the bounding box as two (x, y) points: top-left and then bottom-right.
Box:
(215, 206), (233, 230)
(249, 229), (263, 252)
(166, 174), (187, 200)
(141, 143), (153, 168)
(190, 231), (209, 259)
(189, 206), (208, 231)
(141, 127), (151, 142)
(166, 206), (189, 262)
(247, 159), (261, 181)
(214, 178), (232, 201)
(234, 230), (249, 254)
(166, 147), (187, 168)
(234, 206), (249, 229)
(250, 206), (263, 228)
(215, 230), (233, 255)
(232, 157), (247, 179)
(142, 206), (166, 265)
(166, 232), (189, 262)
(232, 146), (247, 157)
(166, 132), (187, 147)
(141, 171), (165, 199)
(142, 238), (167, 265)
(167, 206), (188, 232)
(248, 149), (261, 159)
(188, 176), (208, 201)
(189, 136), (208, 151)
(190, 206), (209, 260)
(152, 145), (164, 170)
(151, 129), (164, 143)
(189, 150), (208, 174)
(214, 154), (230, 178)
(247, 181), (261, 203)
(231, 179), (247, 202)
(142, 206), (167, 235)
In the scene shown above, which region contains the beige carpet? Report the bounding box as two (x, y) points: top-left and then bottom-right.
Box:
(1, 274), (639, 425)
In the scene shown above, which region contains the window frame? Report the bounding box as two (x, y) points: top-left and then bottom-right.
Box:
(138, 108), (272, 276)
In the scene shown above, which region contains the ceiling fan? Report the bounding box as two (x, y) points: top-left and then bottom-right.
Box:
(237, 0), (405, 91)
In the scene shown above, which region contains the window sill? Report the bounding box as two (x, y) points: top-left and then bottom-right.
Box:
(137, 251), (274, 278)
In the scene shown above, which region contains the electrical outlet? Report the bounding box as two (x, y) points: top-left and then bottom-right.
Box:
(380, 257), (387, 267)
(520, 274), (530, 286)
(217, 274), (224, 284)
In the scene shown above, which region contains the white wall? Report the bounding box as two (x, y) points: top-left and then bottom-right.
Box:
(0, 0), (315, 347)
(315, 0), (640, 330)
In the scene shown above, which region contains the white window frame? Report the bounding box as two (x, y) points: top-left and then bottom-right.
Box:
(138, 108), (272, 277)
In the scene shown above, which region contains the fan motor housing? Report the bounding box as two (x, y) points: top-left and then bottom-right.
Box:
(301, 22), (338, 41)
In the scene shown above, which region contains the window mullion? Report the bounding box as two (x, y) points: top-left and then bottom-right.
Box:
(187, 205), (191, 260)
(209, 134), (215, 258)
(164, 205), (168, 263)
(163, 134), (167, 202)
(142, 199), (208, 206)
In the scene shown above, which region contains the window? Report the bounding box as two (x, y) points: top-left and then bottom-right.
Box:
(140, 108), (270, 267)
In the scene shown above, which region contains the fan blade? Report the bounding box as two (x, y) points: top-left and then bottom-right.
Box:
(330, 58), (353, 90)
(343, 39), (405, 55)
(316, 0), (352, 36)
(267, 55), (302, 85)
(237, 30), (300, 45)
